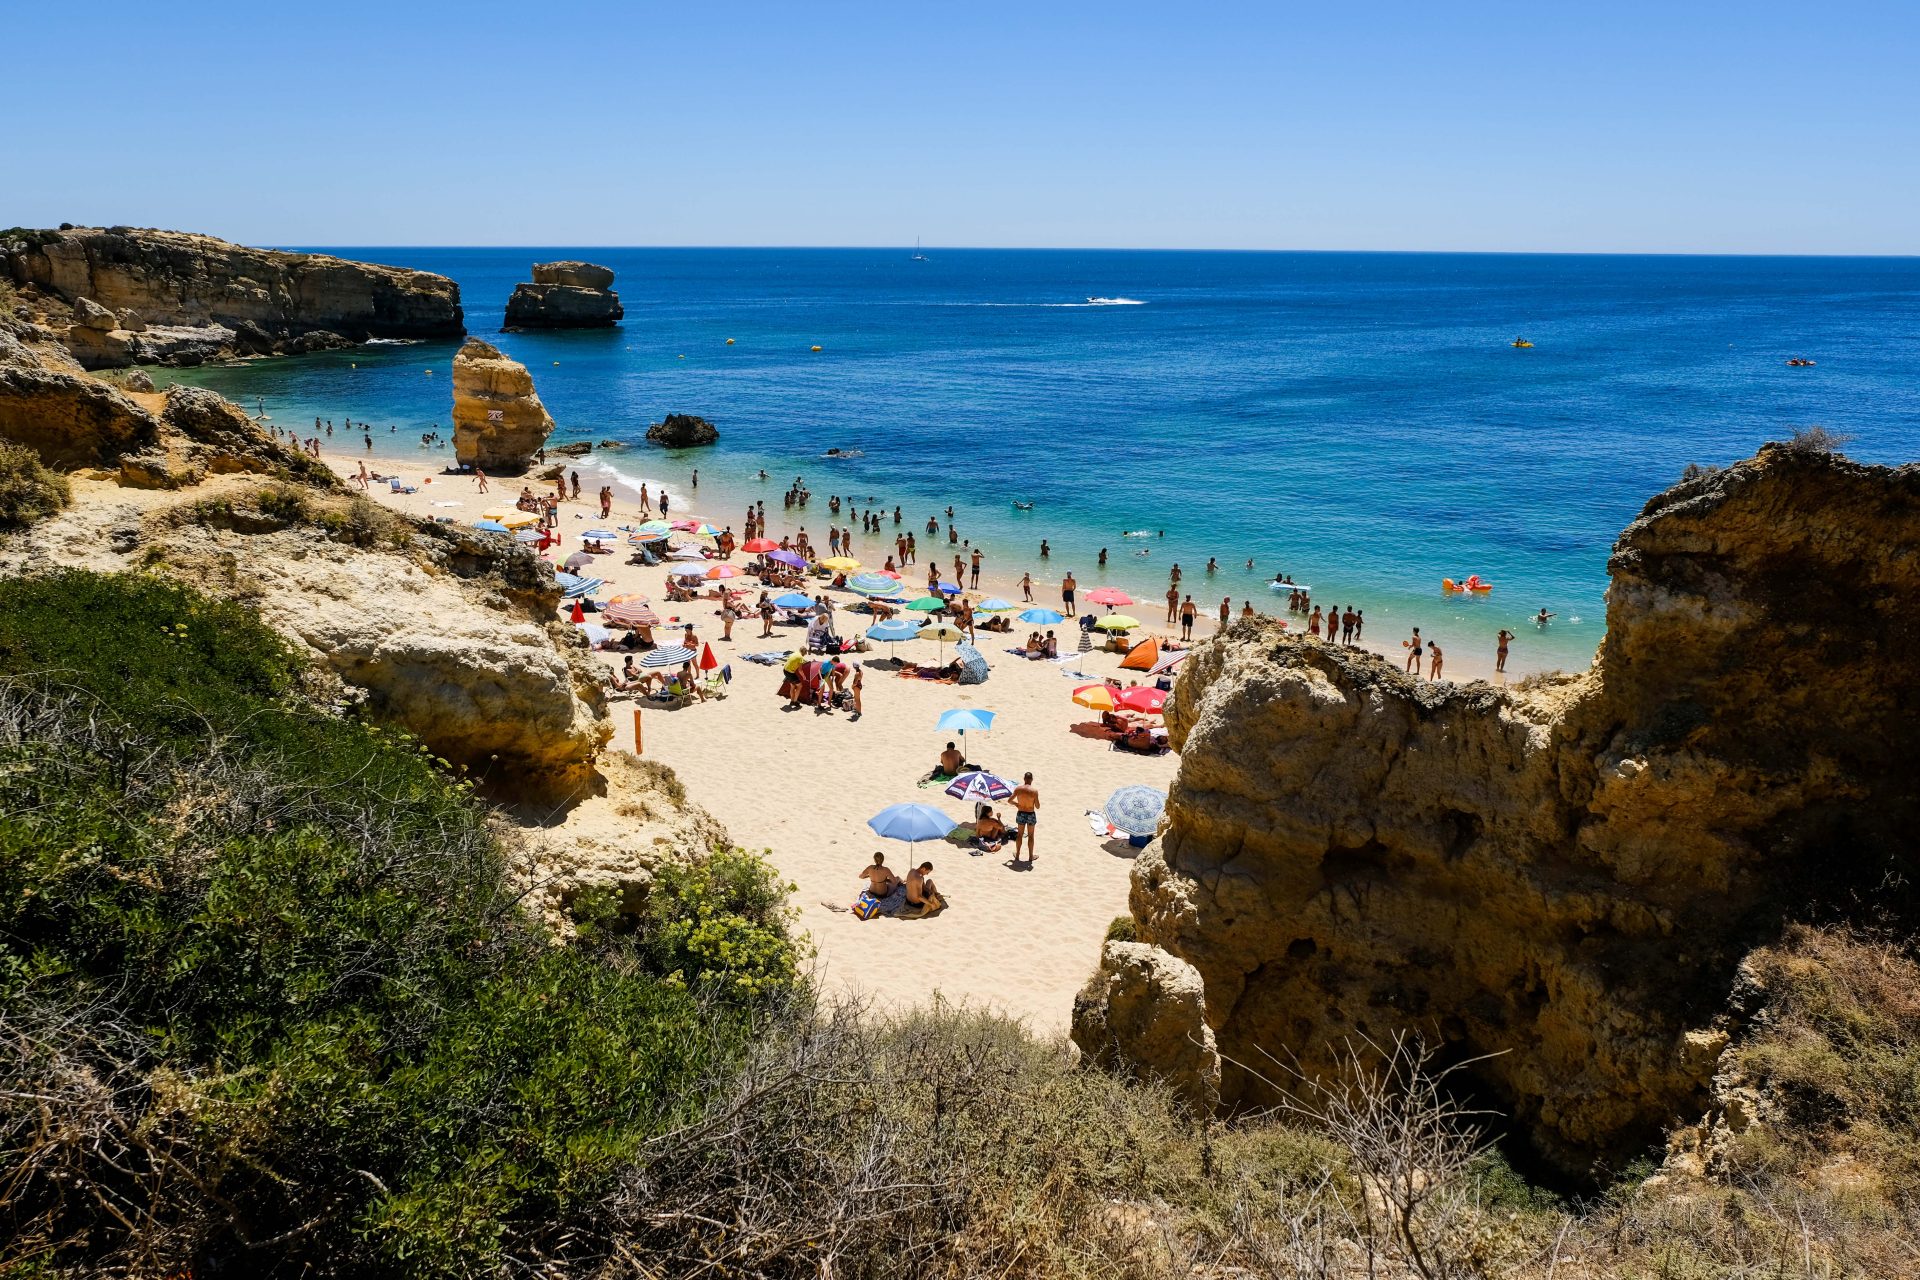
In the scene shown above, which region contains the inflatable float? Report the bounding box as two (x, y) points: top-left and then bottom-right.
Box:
(1442, 575), (1494, 593)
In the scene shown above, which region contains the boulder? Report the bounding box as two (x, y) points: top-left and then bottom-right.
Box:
(71, 296), (117, 330)
(450, 338), (555, 472)
(1072, 941), (1219, 1109)
(502, 261), (622, 330)
(0, 329), (157, 466)
(2, 226), (464, 367)
(117, 309), (147, 333)
(1078, 444), (1920, 1179)
(123, 370), (156, 392)
(645, 413), (718, 448)
(128, 323), (238, 367)
(550, 441), (593, 457)
(532, 261), (616, 290)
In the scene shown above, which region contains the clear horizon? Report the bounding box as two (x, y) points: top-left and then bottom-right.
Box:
(8, 1), (1918, 255)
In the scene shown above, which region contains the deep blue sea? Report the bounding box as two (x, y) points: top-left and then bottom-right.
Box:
(167, 249), (1920, 674)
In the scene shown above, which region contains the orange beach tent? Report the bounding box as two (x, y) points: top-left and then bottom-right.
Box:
(1119, 636), (1161, 672)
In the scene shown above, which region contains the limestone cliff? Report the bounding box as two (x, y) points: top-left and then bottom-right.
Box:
(502, 260), (623, 329)
(451, 338), (555, 470)
(2, 226), (463, 368)
(1073, 445), (1920, 1178)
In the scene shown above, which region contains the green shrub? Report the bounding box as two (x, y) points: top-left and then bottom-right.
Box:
(642, 847), (801, 997)
(0, 440), (71, 529)
(1105, 915), (1138, 943)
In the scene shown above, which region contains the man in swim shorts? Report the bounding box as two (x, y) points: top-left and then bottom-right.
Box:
(1060, 572), (1077, 617)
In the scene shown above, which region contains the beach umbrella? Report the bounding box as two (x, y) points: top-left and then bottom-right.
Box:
(1148, 650), (1191, 676)
(582, 529), (616, 542)
(935, 706), (996, 753)
(671, 520), (720, 535)
(920, 621), (965, 661)
(1086, 587), (1134, 609)
(937, 581), (963, 595)
(1072, 684), (1120, 712)
(668, 546), (708, 561)
(1118, 686), (1168, 715)
(767, 549), (808, 568)
(699, 643), (720, 671)
(742, 537), (780, 553)
(905, 596), (946, 613)
(563, 551), (596, 571)
(629, 529), (670, 543)
(705, 564), (743, 579)
(499, 512), (540, 529)
(973, 597), (1017, 613)
(954, 643), (990, 685)
(1094, 615), (1142, 632)
(821, 556), (861, 572)
(848, 572), (902, 597)
(867, 802), (958, 847)
(866, 618), (923, 659)
(603, 600), (659, 627)
(1019, 608), (1066, 625)
(945, 770), (1013, 803)
(878, 569), (903, 580)
(772, 592), (815, 610)
(668, 564), (710, 578)
(514, 528), (545, 545)
(1120, 636), (1161, 671)
(641, 645), (697, 668)
(554, 571), (602, 599)
(1103, 785), (1167, 838)
(475, 519), (511, 533)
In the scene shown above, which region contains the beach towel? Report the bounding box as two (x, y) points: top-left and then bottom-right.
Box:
(1086, 809), (1119, 839)
(743, 651), (788, 665)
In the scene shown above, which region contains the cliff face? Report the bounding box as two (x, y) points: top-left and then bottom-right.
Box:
(1073, 446), (1920, 1177)
(3, 227), (464, 367)
(502, 260), (623, 329)
(451, 338), (555, 470)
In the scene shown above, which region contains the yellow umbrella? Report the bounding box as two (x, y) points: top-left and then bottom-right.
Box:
(1094, 614), (1142, 632)
(1072, 684), (1120, 712)
(821, 557), (862, 572)
(919, 620), (965, 661)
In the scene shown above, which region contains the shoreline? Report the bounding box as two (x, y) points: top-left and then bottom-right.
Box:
(315, 434), (1540, 687)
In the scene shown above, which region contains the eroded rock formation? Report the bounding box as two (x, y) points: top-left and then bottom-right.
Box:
(2, 226), (463, 368)
(0, 327), (156, 466)
(451, 338), (555, 471)
(1073, 445), (1920, 1177)
(645, 413), (718, 448)
(502, 260), (623, 329)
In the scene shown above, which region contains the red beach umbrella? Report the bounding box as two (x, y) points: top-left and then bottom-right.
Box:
(699, 643), (720, 671)
(1085, 587), (1134, 607)
(743, 537), (780, 553)
(1117, 686), (1167, 715)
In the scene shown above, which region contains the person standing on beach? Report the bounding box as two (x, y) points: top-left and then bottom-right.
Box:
(1180, 595), (1196, 640)
(600, 487), (613, 519)
(1011, 772), (1039, 866)
(639, 484), (650, 512)
(570, 470), (581, 499)
(1165, 584), (1179, 624)
(1308, 605), (1323, 638)
(474, 467), (489, 493)
(660, 491), (670, 517)
(1404, 628), (1423, 676)
(1342, 607), (1357, 644)
(970, 548), (983, 589)
(850, 666), (863, 721)
(1219, 597), (1231, 627)
(906, 533), (917, 564)
(758, 594), (776, 638)
(1496, 629), (1514, 673)
(1429, 642), (1445, 681)
(1020, 572), (1033, 602)
(1354, 610), (1365, 641)
(1061, 572), (1077, 616)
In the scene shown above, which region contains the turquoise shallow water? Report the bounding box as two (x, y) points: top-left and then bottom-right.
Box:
(167, 249), (1920, 674)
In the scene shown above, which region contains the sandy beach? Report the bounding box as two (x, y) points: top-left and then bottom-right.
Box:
(320, 444), (1526, 1030)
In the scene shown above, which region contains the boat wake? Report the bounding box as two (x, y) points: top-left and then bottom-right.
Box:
(362, 337), (421, 346)
(934, 297), (1147, 309)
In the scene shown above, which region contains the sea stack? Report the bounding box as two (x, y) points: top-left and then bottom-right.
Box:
(644, 413), (719, 448)
(451, 338), (555, 471)
(502, 261), (623, 330)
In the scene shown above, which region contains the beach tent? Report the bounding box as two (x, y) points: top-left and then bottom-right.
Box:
(1119, 636), (1161, 671)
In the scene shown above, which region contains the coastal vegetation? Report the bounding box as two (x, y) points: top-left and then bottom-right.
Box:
(0, 440), (69, 528)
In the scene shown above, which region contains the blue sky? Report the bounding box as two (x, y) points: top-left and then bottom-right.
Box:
(8, 1), (1917, 252)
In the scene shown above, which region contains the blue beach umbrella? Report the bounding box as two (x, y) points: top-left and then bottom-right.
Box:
(1019, 608), (1066, 625)
(867, 802), (958, 847)
(1104, 785), (1168, 838)
(935, 706), (996, 754)
(554, 572), (602, 599)
(866, 618), (923, 659)
(944, 770), (1013, 803)
(773, 592), (815, 610)
(475, 520), (511, 533)
(937, 581), (963, 595)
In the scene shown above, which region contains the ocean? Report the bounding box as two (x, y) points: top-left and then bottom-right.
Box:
(165, 249), (1920, 675)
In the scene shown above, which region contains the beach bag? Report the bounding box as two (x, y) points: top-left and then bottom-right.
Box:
(851, 892), (880, 921)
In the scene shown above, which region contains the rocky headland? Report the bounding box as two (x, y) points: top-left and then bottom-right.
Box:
(1, 225), (463, 368)
(1074, 444), (1920, 1179)
(503, 260), (624, 329)
(451, 337), (556, 471)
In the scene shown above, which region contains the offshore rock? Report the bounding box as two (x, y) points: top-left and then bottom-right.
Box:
(645, 413), (718, 448)
(2, 226), (463, 367)
(502, 260), (623, 329)
(450, 338), (555, 471)
(1074, 444), (1920, 1178)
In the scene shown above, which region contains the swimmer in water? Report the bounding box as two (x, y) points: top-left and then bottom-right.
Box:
(1535, 608), (1556, 626)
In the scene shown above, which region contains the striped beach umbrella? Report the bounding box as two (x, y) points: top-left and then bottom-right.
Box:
(603, 601), (659, 627)
(973, 597), (1018, 613)
(849, 572), (902, 597)
(641, 645), (697, 668)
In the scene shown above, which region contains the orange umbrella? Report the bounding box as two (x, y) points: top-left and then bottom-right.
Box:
(1119, 636), (1161, 671)
(1072, 684), (1120, 712)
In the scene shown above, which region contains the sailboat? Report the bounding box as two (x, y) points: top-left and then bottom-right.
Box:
(910, 237), (929, 262)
